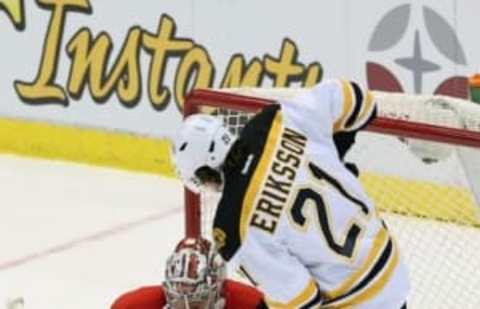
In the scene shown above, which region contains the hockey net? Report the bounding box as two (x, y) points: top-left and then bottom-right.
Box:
(183, 88), (480, 308)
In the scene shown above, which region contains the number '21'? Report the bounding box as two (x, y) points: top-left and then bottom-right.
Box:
(288, 162), (370, 259)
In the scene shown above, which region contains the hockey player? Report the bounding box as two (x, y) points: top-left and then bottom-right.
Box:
(111, 237), (267, 309)
(173, 79), (410, 308)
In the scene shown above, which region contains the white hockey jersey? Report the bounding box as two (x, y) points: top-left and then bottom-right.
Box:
(213, 80), (410, 309)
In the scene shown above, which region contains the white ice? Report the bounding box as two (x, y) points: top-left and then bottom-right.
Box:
(2, 153), (480, 309)
(0, 154), (184, 309)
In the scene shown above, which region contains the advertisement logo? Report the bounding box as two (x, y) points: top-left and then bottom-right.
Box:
(0, 0), (323, 112)
(367, 4), (469, 98)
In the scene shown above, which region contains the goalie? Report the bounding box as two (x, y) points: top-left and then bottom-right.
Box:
(111, 237), (267, 309)
(173, 80), (410, 308)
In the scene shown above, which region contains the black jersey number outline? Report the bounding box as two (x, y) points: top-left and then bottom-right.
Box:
(289, 162), (369, 259)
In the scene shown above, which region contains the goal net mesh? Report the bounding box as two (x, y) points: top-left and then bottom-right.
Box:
(184, 88), (480, 308)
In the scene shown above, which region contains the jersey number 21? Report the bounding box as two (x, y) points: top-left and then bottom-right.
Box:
(288, 162), (370, 260)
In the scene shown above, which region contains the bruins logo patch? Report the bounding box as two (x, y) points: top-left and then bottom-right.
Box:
(213, 228), (227, 250)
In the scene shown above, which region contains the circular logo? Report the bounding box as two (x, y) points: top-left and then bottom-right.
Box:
(366, 4), (469, 99)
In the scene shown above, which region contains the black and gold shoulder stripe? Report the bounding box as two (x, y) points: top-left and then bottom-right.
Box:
(333, 80), (377, 133)
(213, 104), (280, 261)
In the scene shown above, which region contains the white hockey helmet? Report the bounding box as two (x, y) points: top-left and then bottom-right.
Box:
(173, 114), (236, 193)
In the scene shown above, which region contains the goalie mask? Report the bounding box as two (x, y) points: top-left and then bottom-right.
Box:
(173, 115), (236, 193)
(164, 238), (226, 309)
